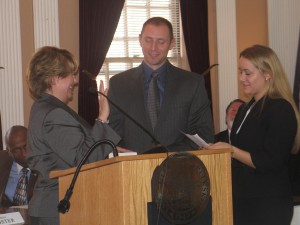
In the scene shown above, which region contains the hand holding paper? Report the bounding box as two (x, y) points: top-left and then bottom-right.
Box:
(179, 130), (209, 149)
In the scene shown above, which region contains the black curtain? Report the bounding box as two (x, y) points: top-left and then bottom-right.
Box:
(180, 0), (212, 104)
(293, 28), (300, 110)
(78, 0), (125, 125)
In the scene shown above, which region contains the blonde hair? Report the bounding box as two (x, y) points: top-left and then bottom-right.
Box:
(240, 45), (300, 153)
(27, 46), (78, 99)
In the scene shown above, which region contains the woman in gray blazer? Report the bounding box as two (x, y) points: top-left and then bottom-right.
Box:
(26, 46), (120, 225)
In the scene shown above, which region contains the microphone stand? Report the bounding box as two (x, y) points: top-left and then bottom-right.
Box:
(58, 139), (118, 214)
(87, 86), (162, 147)
(83, 69), (170, 154)
(83, 65), (217, 155)
(199, 64), (218, 76)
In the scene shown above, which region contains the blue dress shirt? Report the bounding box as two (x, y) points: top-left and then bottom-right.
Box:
(143, 61), (167, 106)
(5, 161), (30, 202)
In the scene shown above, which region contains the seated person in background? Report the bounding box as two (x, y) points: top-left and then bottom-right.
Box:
(215, 99), (244, 143)
(0, 125), (37, 207)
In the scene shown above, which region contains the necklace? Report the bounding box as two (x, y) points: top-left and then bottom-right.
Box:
(236, 101), (256, 134)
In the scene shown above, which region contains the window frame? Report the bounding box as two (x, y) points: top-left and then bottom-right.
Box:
(97, 0), (182, 87)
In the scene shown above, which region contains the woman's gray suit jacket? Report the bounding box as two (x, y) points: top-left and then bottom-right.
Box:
(27, 93), (120, 219)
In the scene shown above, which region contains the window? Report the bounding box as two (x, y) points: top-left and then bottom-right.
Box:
(97, 0), (181, 87)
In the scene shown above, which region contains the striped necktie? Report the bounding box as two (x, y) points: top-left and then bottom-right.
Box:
(13, 168), (29, 205)
(147, 72), (160, 130)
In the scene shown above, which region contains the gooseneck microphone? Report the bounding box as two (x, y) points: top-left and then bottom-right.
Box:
(200, 64), (218, 76)
(84, 64), (217, 154)
(88, 86), (162, 148)
(58, 139), (118, 214)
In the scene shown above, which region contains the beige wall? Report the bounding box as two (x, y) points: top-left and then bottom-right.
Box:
(59, 0), (79, 114)
(208, 0), (219, 132)
(21, 0), (79, 127)
(20, 0), (267, 130)
(208, 0), (268, 132)
(236, 0), (268, 100)
(20, 0), (34, 128)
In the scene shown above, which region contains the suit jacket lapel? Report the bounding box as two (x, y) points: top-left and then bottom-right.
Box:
(42, 93), (91, 128)
(156, 63), (178, 130)
(232, 98), (257, 135)
(27, 171), (38, 201)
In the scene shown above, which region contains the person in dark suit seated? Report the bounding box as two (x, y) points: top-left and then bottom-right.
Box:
(108, 17), (214, 154)
(0, 125), (36, 207)
(214, 99), (244, 143)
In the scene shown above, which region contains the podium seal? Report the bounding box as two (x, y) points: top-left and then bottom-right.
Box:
(152, 152), (210, 224)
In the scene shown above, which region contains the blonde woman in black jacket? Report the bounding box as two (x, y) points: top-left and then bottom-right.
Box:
(208, 45), (300, 225)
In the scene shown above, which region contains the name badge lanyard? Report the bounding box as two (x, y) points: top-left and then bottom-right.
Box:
(236, 102), (256, 134)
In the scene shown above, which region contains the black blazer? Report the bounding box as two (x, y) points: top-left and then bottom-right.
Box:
(214, 130), (229, 143)
(231, 97), (297, 198)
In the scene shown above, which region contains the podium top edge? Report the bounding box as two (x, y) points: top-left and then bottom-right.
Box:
(49, 148), (232, 179)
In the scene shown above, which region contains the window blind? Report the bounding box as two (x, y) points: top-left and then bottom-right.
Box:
(97, 0), (181, 87)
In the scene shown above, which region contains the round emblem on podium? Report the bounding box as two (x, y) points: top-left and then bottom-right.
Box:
(152, 152), (210, 224)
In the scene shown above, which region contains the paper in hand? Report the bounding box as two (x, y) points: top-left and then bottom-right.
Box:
(179, 129), (209, 149)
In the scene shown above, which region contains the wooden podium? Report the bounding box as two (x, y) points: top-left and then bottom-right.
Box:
(50, 149), (233, 225)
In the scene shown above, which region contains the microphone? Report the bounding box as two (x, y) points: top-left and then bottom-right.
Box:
(88, 86), (169, 155)
(200, 64), (219, 76)
(84, 64), (216, 154)
(58, 139), (118, 213)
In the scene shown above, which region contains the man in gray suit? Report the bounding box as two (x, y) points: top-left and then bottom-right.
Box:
(108, 17), (214, 154)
